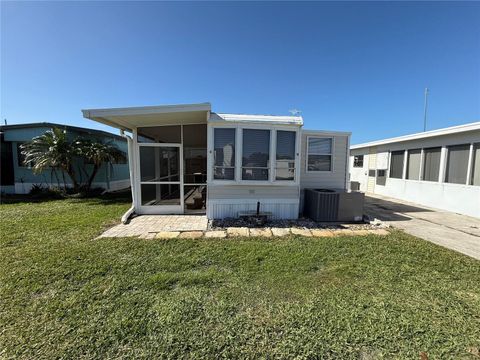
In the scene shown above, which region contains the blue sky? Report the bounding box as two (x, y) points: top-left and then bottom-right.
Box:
(1, 1), (479, 144)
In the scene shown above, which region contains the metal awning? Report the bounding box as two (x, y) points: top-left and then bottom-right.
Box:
(82, 102), (211, 130)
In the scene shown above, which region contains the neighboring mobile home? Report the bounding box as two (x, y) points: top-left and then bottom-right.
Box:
(82, 103), (350, 220)
(0, 122), (130, 194)
(349, 122), (480, 218)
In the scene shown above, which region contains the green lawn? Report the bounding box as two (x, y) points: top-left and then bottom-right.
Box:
(1, 197), (479, 359)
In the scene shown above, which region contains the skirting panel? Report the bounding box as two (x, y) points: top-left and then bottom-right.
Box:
(207, 199), (300, 220)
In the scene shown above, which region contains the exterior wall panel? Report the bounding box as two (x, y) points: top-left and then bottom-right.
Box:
(300, 132), (349, 190)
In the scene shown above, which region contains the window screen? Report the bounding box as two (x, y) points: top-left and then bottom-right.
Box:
(406, 149), (421, 180)
(445, 144), (470, 184)
(137, 126), (181, 143)
(242, 129), (270, 180)
(389, 151), (404, 179)
(423, 147), (441, 182)
(213, 128), (235, 180)
(471, 143), (480, 186)
(307, 137), (332, 171)
(353, 155), (364, 168)
(276, 130), (295, 180)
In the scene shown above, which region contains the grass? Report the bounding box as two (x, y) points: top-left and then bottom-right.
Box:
(1, 197), (479, 359)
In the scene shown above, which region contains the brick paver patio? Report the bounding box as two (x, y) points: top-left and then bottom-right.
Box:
(99, 215), (208, 238)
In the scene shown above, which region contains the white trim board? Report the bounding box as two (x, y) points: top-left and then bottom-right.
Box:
(352, 121), (480, 150)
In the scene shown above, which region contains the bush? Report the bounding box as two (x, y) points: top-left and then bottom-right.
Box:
(28, 184), (65, 199)
(67, 186), (105, 198)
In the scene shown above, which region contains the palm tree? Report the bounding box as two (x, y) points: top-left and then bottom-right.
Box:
(78, 139), (126, 190)
(20, 128), (81, 191)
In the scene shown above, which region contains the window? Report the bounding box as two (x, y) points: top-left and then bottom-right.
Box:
(137, 125), (181, 143)
(353, 155), (364, 168)
(17, 143), (27, 167)
(389, 151), (404, 179)
(445, 144), (470, 184)
(276, 130), (295, 180)
(376, 170), (386, 185)
(213, 128), (235, 180)
(183, 124), (207, 184)
(406, 149), (421, 180)
(307, 137), (332, 171)
(471, 143), (480, 186)
(139, 147), (179, 182)
(242, 129), (270, 180)
(423, 147), (441, 182)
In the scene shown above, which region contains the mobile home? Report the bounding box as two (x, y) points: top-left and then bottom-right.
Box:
(349, 122), (480, 218)
(0, 122), (130, 194)
(82, 103), (350, 221)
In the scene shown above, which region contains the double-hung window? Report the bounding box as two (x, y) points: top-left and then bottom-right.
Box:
(242, 129), (270, 181)
(276, 130), (296, 180)
(213, 128), (236, 180)
(307, 137), (332, 171)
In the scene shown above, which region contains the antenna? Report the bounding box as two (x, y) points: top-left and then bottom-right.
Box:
(289, 109), (302, 116)
(423, 88), (429, 132)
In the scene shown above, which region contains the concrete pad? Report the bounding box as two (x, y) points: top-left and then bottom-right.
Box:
(291, 228), (313, 237)
(226, 227), (250, 237)
(155, 231), (180, 239)
(204, 230), (227, 238)
(178, 231), (204, 239)
(311, 229), (335, 237)
(271, 228), (291, 237)
(249, 228), (273, 237)
(365, 194), (480, 260)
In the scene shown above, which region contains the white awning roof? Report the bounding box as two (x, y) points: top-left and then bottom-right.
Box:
(82, 102), (305, 130)
(82, 103), (212, 130)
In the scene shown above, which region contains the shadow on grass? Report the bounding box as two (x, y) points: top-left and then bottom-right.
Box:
(1, 189), (132, 205)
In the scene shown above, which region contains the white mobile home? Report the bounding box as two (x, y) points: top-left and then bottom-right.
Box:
(83, 103), (350, 221)
(349, 122), (480, 218)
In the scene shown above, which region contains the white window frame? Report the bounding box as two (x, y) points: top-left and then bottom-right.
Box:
(274, 129), (298, 182)
(305, 136), (334, 173)
(208, 124), (300, 185)
(212, 127), (237, 182)
(352, 154), (364, 168)
(241, 128), (272, 182)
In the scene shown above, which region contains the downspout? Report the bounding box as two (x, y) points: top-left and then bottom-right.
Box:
(345, 134), (351, 191)
(120, 129), (136, 224)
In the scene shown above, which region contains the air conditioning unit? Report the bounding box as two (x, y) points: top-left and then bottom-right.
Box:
(304, 189), (364, 222)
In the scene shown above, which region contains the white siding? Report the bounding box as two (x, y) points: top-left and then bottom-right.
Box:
(207, 199), (299, 220)
(207, 185), (299, 219)
(300, 131), (349, 190)
(299, 131), (350, 212)
(208, 185), (299, 199)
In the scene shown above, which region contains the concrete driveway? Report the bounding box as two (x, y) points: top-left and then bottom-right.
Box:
(364, 194), (480, 260)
